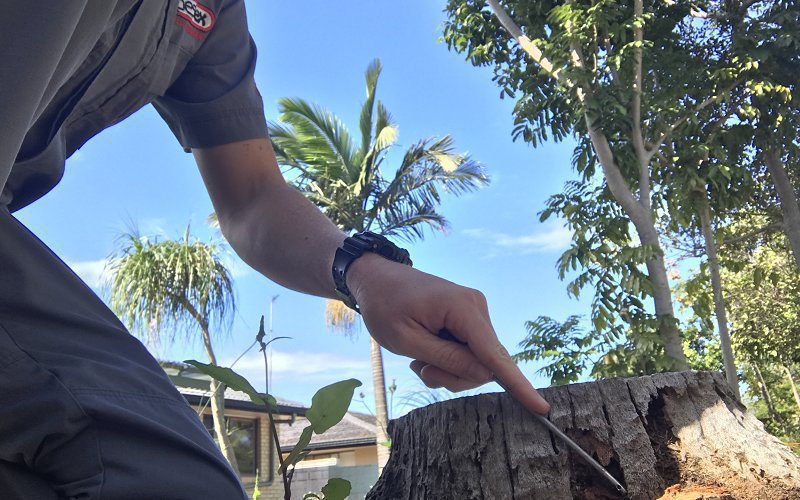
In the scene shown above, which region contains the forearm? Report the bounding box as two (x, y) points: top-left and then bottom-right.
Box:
(195, 139), (550, 415)
(220, 181), (346, 298)
(195, 138), (386, 300)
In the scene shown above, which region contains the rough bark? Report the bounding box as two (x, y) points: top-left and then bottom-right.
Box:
(369, 371), (800, 500)
(764, 148), (800, 268)
(371, 337), (391, 472)
(697, 195), (740, 400)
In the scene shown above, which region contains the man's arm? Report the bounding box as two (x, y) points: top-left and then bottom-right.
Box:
(194, 138), (551, 414)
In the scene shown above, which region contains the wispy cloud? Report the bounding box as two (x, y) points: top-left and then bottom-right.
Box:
(462, 222), (572, 257)
(65, 258), (111, 289)
(220, 349), (371, 387)
(140, 217), (169, 238)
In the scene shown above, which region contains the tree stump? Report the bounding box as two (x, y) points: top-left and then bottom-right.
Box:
(367, 371), (800, 499)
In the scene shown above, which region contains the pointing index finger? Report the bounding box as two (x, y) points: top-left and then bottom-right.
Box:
(438, 327), (550, 415)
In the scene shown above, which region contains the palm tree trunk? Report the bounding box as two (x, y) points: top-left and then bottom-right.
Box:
(370, 337), (391, 472)
(782, 364), (800, 413)
(764, 148), (800, 268)
(698, 194), (741, 401)
(201, 322), (241, 476)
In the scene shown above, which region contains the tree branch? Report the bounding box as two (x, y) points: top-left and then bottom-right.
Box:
(649, 80), (741, 156)
(489, 0), (649, 233)
(721, 222), (783, 247)
(487, 0), (575, 89)
(632, 0), (650, 211)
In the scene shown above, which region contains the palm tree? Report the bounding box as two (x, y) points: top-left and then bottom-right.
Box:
(108, 227), (240, 475)
(270, 59), (489, 470)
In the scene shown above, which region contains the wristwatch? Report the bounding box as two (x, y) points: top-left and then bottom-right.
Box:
(332, 231), (412, 312)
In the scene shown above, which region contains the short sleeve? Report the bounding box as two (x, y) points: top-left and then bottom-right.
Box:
(152, 0), (268, 151)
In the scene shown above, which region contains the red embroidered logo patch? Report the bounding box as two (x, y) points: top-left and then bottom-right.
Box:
(176, 0), (215, 39)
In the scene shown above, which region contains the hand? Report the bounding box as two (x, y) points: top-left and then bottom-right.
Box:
(348, 253), (551, 415)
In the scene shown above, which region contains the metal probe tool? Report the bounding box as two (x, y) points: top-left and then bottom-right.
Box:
(436, 329), (627, 496)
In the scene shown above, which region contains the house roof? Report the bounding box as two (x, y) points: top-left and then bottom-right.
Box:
(279, 411), (377, 452)
(176, 382), (307, 415)
(163, 363), (307, 416)
(161, 361), (376, 449)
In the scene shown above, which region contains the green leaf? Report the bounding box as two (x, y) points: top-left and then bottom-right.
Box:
(280, 425), (313, 473)
(321, 478), (352, 500)
(753, 267), (764, 288)
(184, 360), (277, 410)
(306, 379), (362, 434)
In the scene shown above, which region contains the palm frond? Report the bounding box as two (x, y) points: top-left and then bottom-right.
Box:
(325, 299), (359, 338)
(271, 62), (490, 244)
(356, 102), (398, 201)
(359, 59), (382, 155)
(369, 136), (488, 232)
(373, 101), (397, 153)
(277, 97), (358, 183)
(376, 197), (448, 242)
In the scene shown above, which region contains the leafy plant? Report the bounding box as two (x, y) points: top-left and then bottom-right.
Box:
(186, 317), (360, 500)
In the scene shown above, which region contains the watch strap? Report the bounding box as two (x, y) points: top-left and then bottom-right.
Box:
(332, 231), (412, 312)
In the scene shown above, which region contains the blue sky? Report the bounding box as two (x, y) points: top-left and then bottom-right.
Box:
(16, 0), (588, 416)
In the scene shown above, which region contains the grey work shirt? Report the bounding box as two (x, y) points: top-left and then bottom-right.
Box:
(0, 0), (268, 212)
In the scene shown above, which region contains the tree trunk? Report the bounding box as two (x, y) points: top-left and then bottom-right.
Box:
(753, 362), (783, 425)
(764, 148), (800, 268)
(697, 195), (741, 400)
(586, 126), (688, 372)
(370, 337), (391, 472)
(369, 371), (800, 500)
(201, 324), (240, 476)
(782, 364), (800, 413)
(488, 0), (688, 372)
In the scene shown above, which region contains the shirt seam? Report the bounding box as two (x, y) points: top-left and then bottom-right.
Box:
(174, 106), (265, 124)
(70, 387), (190, 406)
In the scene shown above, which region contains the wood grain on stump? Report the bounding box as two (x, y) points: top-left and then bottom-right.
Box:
(367, 371), (800, 499)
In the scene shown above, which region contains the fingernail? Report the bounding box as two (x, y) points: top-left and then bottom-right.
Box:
(537, 396), (551, 414)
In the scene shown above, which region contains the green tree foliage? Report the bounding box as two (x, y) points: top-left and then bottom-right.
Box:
(727, 0), (800, 266)
(678, 225), (800, 439)
(444, 0), (800, 388)
(443, 0), (758, 370)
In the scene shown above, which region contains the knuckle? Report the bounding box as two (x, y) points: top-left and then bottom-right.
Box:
(437, 345), (467, 373)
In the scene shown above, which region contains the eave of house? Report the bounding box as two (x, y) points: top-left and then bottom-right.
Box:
(280, 437), (376, 453)
(181, 392), (305, 417)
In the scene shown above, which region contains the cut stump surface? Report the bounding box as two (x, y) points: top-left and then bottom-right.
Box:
(367, 371), (800, 499)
